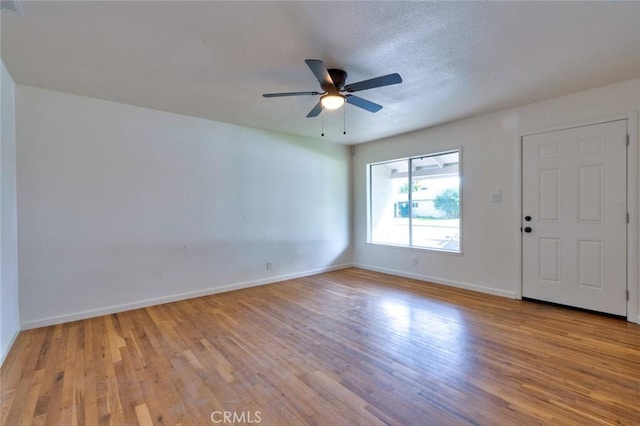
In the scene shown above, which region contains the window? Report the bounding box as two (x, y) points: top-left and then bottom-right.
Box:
(368, 150), (461, 252)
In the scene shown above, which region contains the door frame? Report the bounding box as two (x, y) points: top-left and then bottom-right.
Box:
(517, 112), (638, 323)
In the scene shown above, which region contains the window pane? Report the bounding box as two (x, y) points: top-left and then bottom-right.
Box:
(368, 151), (461, 253)
(411, 152), (460, 251)
(370, 159), (409, 246)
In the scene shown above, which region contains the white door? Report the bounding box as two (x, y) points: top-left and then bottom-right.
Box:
(522, 120), (627, 316)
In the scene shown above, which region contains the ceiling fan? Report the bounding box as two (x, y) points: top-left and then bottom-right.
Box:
(263, 59), (402, 117)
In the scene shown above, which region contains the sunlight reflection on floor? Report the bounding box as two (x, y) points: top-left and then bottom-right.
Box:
(379, 297), (470, 372)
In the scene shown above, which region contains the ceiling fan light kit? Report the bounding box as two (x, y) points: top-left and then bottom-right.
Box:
(320, 94), (344, 110)
(263, 59), (402, 135)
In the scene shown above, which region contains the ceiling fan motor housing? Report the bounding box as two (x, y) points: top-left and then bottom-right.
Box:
(327, 69), (348, 90)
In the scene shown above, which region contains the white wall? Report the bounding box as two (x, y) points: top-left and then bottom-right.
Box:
(1, 60), (20, 364)
(17, 86), (351, 328)
(353, 77), (640, 323)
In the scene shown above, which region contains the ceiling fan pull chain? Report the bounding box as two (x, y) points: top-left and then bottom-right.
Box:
(321, 106), (325, 137)
(343, 104), (346, 135)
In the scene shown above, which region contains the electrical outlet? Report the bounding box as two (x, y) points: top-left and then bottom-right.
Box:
(412, 258), (418, 267)
(266, 262), (272, 270)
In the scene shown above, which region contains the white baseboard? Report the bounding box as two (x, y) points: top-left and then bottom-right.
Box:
(353, 263), (517, 299)
(0, 322), (21, 367)
(21, 263), (353, 330)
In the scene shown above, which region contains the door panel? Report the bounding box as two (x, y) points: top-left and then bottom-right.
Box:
(539, 238), (560, 282)
(578, 165), (604, 222)
(539, 168), (560, 221)
(522, 120), (627, 316)
(577, 240), (603, 289)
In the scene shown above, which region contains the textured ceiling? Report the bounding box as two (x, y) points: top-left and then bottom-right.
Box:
(2, 1), (640, 145)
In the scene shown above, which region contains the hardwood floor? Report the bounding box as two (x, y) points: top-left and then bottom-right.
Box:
(2, 268), (639, 425)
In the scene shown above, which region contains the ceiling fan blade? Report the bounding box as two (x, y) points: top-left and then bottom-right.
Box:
(306, 102), (323, 118)
(305, 59), (334, 89)
(345, 95), (383, 113)
(263, 91), (321, 98)
(344, 73), (402, 93)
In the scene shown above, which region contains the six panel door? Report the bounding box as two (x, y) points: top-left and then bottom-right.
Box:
(522, 120), (627, 316)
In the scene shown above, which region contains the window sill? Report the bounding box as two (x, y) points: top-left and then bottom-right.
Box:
(365, 241), (463, 256)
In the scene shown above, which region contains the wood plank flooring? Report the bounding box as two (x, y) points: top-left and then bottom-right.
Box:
(2, 268), (640, 425)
